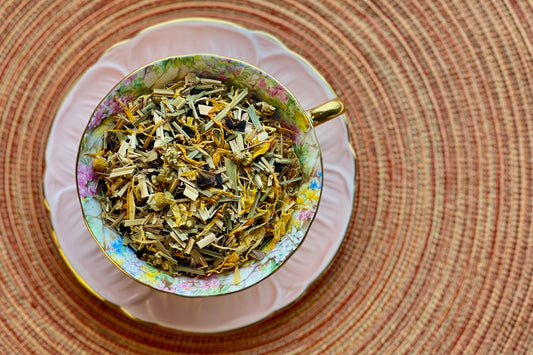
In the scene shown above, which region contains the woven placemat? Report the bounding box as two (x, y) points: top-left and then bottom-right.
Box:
(2, 1), (532, 353)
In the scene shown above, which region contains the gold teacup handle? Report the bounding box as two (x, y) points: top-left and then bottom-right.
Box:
(307, 98), (346, 126)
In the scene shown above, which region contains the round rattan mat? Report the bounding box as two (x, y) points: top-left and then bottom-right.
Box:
(2, 1), (533, 354)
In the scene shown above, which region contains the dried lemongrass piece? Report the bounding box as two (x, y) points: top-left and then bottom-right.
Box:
(198, 104), (213, 116)
(123, 218), (146, 227)
(247, 105), (263, 131)
(137, 174), (149, 199)
(171, 96), (186, 110)
(224, 157), (238, 189)
(190, 249), (208, 268)
(183, 184), (199, 201)
(109, 166), (136, 178)
(196, 232), (218, 249)
(96, 74), (304, 277)
(153, 88), (175, 97)
(184, 238), (195, 255)
(249, 249), (266, 260)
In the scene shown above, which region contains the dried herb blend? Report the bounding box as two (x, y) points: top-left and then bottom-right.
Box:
(92, 73), (303, 277)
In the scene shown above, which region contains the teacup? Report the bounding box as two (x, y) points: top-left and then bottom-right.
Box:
(76, 54), (344, 296)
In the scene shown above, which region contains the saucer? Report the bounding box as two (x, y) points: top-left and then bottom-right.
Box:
(44, 18), (355, 332)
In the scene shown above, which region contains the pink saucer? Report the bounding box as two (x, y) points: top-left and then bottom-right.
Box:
(44, 18), (355, 332)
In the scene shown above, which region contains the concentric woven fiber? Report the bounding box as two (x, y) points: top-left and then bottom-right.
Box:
(1, 0), (533, 354)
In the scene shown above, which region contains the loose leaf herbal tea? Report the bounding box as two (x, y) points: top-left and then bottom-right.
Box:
(92, 73), (303, 277)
